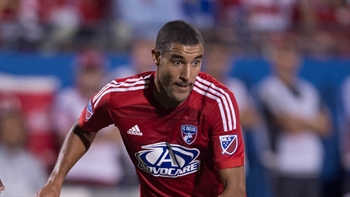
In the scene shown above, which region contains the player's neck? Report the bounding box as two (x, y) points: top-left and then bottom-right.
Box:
(153, 76), (182, 110)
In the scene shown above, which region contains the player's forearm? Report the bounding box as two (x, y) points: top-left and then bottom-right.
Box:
(219, 185), (246, 197)
(218, 166), (246, 197)
(46, 123), (96, 186)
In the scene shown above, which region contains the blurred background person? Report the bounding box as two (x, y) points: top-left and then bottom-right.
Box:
(51, 48), (128, 195)
(0, 94), (47, 196)
(111, 0), (187, 48)
(202, 31), (273, 197)
(203, 31), (260, 132)
(0, 0), (43, 51)
(0, 72), (60, 173)
(109, 36), (156, 79)
(256, 37), (332, 197)
(39, 0), (112, 52)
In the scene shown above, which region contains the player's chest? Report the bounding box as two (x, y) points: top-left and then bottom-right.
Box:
(111, 105), (209, 149)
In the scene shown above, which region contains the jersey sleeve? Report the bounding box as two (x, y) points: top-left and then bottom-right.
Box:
(208, 89), (245, 169)
(78, 88), (114, 132)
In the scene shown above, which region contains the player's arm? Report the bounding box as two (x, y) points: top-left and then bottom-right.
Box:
(218, 166), (246, 197)
(35, 122), (96, 197)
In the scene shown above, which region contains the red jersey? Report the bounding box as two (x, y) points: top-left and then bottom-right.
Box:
(79, 71), (245, 197)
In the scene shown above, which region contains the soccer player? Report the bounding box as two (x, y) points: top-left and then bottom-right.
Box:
(35, 20), (246, 197)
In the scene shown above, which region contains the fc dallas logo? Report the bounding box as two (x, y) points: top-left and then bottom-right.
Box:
(181, 125), (198, 145)
(219, 135), (238, 155)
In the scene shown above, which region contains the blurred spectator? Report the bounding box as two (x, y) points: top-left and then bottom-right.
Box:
(242, 0), (298, 32)
(217, 0), (245, 26)
(341, 76), (350, 197)
(301, 30), (337, 58)
(257, 38), (332, 197)
(39, 0), (112, 52)
(113, 0), (187, 42)
(216, 0), (250, 51)
(293, 0), (350, 58)
(109, 37), (156, 79)
(38, 0), (80, 51)
(0, 0), (43, 50)
(0, 72), (60, 172)
(202, 32), (260, 132)
(51, 49), (125, 189)
(201, 32), (275, 197)
(293, 0), (350, 32)
(1, 0), (348, 57)
(0, 94), (47, 196)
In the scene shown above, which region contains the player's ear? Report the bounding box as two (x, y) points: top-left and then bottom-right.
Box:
(151, 48), (160, 66)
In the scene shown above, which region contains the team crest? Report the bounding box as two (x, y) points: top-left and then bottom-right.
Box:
(85, 99), (93, 120)
(219, 135), (238, 155)
(181, 125), (198, 145)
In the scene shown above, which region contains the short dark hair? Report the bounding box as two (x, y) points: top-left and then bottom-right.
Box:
(156, 20), (204, 54)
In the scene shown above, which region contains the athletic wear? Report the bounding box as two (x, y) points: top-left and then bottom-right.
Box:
(79, 71), (245, 196)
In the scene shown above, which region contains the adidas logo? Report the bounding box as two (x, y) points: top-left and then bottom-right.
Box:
(127, 125), (143, 136)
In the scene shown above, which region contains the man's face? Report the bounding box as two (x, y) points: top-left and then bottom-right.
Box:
(153, 43), (203, 108)
(77, 67), (105, 97)
(273, 48), (300, 79)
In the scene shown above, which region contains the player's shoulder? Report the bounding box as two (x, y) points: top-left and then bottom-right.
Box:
(192, 72), (235, 105)
(92, 71), (154, 106)
(194, 72), (232, 94)
(112, 71), (154, 83)
(106, 71), (154, 93)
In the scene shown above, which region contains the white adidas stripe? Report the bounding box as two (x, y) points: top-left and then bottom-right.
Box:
(93, 74), (151, 102)
(93, 80), (148, 103)
(194, 76), (236, 131)
(92, 75), (151, 108)
(93, 85), (149, 108)
(194, 81), (233, 129)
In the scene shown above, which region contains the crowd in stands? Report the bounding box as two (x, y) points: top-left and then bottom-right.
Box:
(0, 0), (349, 57)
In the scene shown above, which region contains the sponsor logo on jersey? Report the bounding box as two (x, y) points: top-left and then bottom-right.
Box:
(219, 135), (238, 155)
(127, 125), (143, 136)
(85, 99), (93, 120)
(181, 125), (198, 145)
(135, 142), (200, 178)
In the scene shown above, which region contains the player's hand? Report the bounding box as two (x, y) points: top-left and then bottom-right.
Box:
(34, 183), (61, 197)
